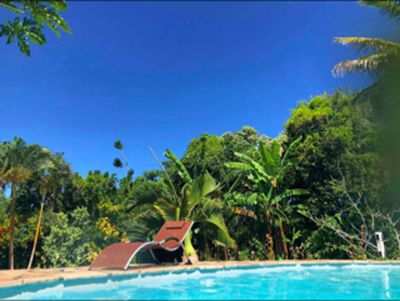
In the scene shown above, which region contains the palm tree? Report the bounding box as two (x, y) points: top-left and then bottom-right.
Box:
(27, 154), (70, 270)
(226, 138), (307, 259)
(333, 0), (400, 77)
(129, 149), (235, 262)
(0, 137), (52, 269)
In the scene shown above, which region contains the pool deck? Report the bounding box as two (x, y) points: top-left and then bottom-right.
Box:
(1, 260), (399, 287)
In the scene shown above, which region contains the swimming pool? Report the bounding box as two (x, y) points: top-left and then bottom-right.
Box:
(1, 263), (400, 300)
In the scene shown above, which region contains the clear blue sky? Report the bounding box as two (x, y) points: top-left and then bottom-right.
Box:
(0, 1), (397, 177)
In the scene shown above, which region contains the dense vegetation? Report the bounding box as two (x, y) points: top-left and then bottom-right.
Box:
(0, 90), (399, 269)
(0, 0), (399, 269)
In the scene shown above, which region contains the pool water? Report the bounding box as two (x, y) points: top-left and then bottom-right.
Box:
(1, 264), (400, 300)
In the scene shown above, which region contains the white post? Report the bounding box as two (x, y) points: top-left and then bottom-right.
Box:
(375, 232), (386, 258)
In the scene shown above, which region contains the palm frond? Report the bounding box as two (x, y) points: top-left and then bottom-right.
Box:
(333, 53), (389, 77)
(359, 0), (400, 23)
(127, 189), (161, 212)
(183, 172), (220, 218)
(153, 197), (177, 221)
(204, 214), (236, 248)
(126, 208), (163, 241)
(334, 37), (400, 54)
(0, 137), (53, 184)
(196, 198), (223, 219)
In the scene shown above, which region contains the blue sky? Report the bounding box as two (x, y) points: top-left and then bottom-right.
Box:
(0, 1), (397, 178)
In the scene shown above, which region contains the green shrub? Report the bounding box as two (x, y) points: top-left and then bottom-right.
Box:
(42, 207), (96, 267)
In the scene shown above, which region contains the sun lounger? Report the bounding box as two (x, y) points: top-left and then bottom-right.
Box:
(90, 221), (194, 270)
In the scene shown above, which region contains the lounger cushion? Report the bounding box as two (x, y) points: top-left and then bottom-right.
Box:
(90, 242), (143, 270)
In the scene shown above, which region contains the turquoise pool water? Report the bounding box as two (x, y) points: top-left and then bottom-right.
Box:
(1, 264), (400, 300)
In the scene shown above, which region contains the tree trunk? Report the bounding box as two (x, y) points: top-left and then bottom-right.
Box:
(9, 183), (16, 270)
(279, 219), (289, 259)
(203, 230), (210, 260)
(266, 232), (275, 260)
(183, 231), (199, 264)
(265, 212), (275, 260)
(27, 201), (44, 270)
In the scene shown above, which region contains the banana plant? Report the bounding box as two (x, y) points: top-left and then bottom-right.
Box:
(226, 137), (307, 259)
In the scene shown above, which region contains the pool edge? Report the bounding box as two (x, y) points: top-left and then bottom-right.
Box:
(1, 260), (400, 289)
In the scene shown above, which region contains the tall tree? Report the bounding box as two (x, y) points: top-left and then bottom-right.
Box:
(285, 92), (383, 258)
(27, 154), (70, 269)
(0, 137), (52, 269)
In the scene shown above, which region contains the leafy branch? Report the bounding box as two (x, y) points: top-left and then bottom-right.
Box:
(0, 0), (71, 56)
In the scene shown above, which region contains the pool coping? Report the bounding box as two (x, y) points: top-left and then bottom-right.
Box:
(1, 260), (400, 288)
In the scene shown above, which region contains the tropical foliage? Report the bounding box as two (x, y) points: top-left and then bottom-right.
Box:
(0, 0), (71, 56)
(0, 137), (52, 269)
(226, 138), (307, 259)
(1, 90), (399, 269)
(128, 149), (235, 261)
(0, 1), (399, 270)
